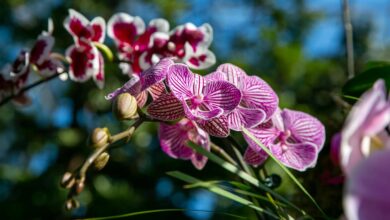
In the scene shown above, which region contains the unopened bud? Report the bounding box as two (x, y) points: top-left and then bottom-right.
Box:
(60, 172), (75, 189)
(75, 181), (85, 195)
(65, 198), (79, 210)
(91, 127), (110, 148)
(94, 152), (110, 170)
(113, 93), (138, 120)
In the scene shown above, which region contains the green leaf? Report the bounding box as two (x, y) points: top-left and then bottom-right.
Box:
(242, 128), (328, 219)
(187, 141), (304, 214)
(167, 171), (278, 219)
(78, 208), (246, 220)
(363, 60), (390, 71)
(342, 65), (390, 97)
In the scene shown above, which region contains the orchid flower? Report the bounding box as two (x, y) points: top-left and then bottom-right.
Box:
(108, 13), (215, 76)
(107, 13), (170, 75)
(344, 149), (390, 220)
(64, 9), (106, 89)
(206, 63), (279, 131)
(167, 64), (241, 137)
(340, 79), (390, 175)
(159, 118), (210, 170)
(243, 108), (325, 171)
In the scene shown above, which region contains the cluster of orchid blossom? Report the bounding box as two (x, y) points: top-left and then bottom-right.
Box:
(0, 20), (63, 104)
(330, 79), (390, 219)
(107, 58), (325, 171)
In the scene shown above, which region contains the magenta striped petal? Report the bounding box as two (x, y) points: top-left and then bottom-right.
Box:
(140, 58), (173, 90)
(203, 80), (241, 112)
(105, 75), (142, 100)
(136, 90), (148, 108)
(192, 73), (206, 96)
(242, 75), (279, 120)
(227, 106), (266, 131)
(244, 147), (268, 167)
(90, 17), (106, 43)
(183, 101), (223, 120)
(159, 122), (193, 159)
(147, 93), (185, 121)
(167, 64), (195, 100)
(217, 63), (246, 79)
(196, 115), (229, 137)
(243, 121), (278, 152)
(148, 82), (166, 100)
(190, 126), (210, 170)
(281, 109), (325, 150)
(270, 142), (318, 171)
(107, 13), (145, 45)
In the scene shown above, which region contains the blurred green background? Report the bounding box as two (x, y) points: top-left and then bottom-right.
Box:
(0, 0), (389, 219)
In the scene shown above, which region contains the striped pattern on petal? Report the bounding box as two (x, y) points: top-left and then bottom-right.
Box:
(141, 58), (173, 90)
(147, 93), (185, 121)
(182, 101), (223, 120)
(167, 64), (194, 100)
(242, 75), (279, 120)
(203, 80), (241, 112)
(282, 109), (325, 150)
(243, 121), (278, 152)
(244, 147), (268, 167)
(227, 106), (266, 131)
(216, 63), (246, 87)
(270, 142), (318, 171)
(159, 122), (193, 159)
(136, 90), (148, 108)
(148, 82), (166, 100)
(189, 126), (210, 170)
(196, 116), (229, 137)
(105, 75), (141, 100)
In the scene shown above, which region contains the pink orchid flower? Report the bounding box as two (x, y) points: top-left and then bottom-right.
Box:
(166, 63), (241, 137)
(206, 63), (279, 131)
(344, 149), (390, 220)
(107, 13), (215, 75)
(64, 9), (106, 89)
(340, 79), (390, 175)
(243, 108), (325, 171)
(159, 118), (210, 170)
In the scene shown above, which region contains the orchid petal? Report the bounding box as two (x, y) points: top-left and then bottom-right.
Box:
(282, 109), (325, 150)
(270, 142), (318, 171)
(149, 18), (169, 33)
(196, 115), (230, 137)
(65, 44), (96, 82)
(241, 75), (279, 120)
(90, 17), (106, 43)
(92, 52), (105, 89)
(147, 93), (185, 121)
(244, 147), (268, 167)
(243, 121), (278, 152)
(159, 122), (193, 159)
(148, 82), (166, 100)
(36, 58), (63, 77)
(184, 43), (216, 69)
(105, 74), (141, 100)
(203, 80), (241, 112)
(30, 35), (54, 65)
(136, 90), (148, 108)
(167, 64), (194, 100)
(183, 101), (223, 120)
(107, 13), (145, 45)
(64, 9), (92, 41)
(227, 106), (266, 131)
(190, 126), (210, 170)
(140, 58), (173, 90)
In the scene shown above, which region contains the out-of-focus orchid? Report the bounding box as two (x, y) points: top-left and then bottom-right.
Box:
(340, 79), (390, 175)
(64, 9), (106, 89)
(107, 13), (215, 76)
(244, 108), (325, 171)
(159, 118), (210, 170)
(167, 63), (241, 137)
(206, 63), (279, 131)
(344, 149), (390, 220)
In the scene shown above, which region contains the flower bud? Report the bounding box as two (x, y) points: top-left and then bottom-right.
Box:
(75, 181), (84, 195)
(60, 172), (75, 189)
(94, 152), (110, 170)
(113, 93), (138, 120)
(91, 127), (110, 148)
(65, 198), (79, 211)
